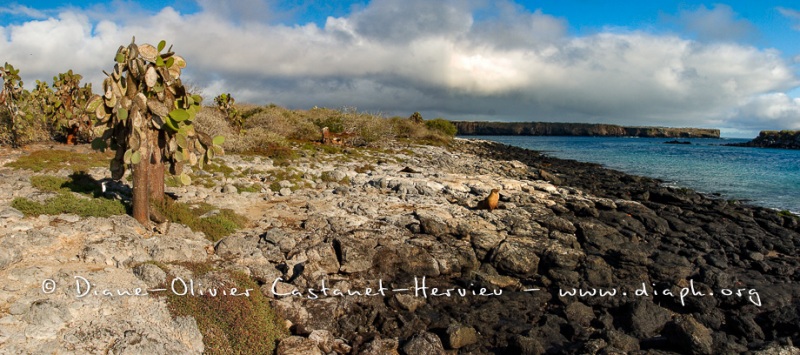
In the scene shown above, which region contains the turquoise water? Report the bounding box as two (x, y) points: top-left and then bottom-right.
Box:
(466, 136), (800, 213)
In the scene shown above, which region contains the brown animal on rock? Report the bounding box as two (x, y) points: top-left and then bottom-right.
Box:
(477, 188), (500, 211)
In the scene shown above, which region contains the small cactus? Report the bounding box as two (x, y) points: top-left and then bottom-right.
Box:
(214, 93), (243, 132)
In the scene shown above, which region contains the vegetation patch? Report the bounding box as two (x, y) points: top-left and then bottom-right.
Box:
(152, 199), (248, 242)
(15, 172), (126, 217)
(234, 183), (262, 193)
(12, 193), (126, 217)
(7, 149), (112, 173)
(30, 172), (102, 194)
(354, 164), (375, 174)
(157, 263), (287, 355)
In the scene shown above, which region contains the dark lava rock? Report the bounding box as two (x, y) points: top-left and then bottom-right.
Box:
(664, 315), (714, 355)
(623, 301), (673, 338)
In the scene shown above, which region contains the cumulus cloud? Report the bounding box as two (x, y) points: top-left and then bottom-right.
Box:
(0, 0), (798, 135)
(729, 93), (800, 130)
(669, 4), (756, 42)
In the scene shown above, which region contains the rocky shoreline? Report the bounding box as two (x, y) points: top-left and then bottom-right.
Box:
(727, 130), (800, 150)
(0, 138), (798, 354)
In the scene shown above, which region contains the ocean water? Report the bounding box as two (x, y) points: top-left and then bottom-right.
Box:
(465, 136), (800, 213)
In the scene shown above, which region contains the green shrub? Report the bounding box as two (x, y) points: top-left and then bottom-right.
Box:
(6, 149), (111, 172)
(12, 193), (127, 217)
(424, 118), (457, 136)
(160, 266), (287, 354)
(30, 173), (99, 194)
(152, 199), (248, 242)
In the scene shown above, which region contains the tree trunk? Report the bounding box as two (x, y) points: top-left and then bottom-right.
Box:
(132, 130), (151, 226)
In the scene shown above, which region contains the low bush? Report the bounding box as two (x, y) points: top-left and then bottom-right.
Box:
(12, 193), (127, 217)
(159, 263), (287, 354)
(152, 199), (248, 242)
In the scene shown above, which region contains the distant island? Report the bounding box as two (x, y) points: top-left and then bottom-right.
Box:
(452, 121), (720, 138)
(726, 130), (800, 150)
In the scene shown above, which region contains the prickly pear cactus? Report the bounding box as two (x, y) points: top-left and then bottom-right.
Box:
(214, 92), (243, 131)
(51, 70), (94, 143)
(88, 37), (224, 185)
(1, 63), (27, 147)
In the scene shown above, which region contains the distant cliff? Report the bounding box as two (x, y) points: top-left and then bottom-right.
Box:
(453, 121), (720, 138)
(727, 130), (800, 149)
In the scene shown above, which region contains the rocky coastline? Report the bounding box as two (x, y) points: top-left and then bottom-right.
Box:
(0, 138), (798, 354)
(727, 130), (800, 150)
(453, 121), (721, 138)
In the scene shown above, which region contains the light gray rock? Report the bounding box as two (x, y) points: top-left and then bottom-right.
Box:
(491, 237), (542, 277)
(334, 233), (378, 274)
(81, 233), (150, 267)
(403, 332), (445, 354)
(305, 243), (340, 274)
(279, 188), (292, 196)
(133, 263), (167, 288)
(146, 235), (209, 264)
(0, 245), (22, 271)
(23, 300), (69, 340)
(0, 207), (24, 220)
(215, 234), (261, 259)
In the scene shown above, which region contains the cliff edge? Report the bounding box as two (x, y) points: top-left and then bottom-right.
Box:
(453, 121), (721, 138)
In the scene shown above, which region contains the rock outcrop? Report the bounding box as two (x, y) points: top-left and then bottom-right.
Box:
(728, 130), (800, 149)
(453, 121), (721, 138)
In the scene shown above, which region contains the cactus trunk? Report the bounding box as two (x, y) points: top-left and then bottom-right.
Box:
(149, 128), (165, 202)
(132, 144), (150, 226)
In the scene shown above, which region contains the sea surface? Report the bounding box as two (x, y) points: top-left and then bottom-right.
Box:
(465, 136), (800, 213)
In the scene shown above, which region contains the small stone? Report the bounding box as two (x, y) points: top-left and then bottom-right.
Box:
(277, 336), (323, 355)
(279, 180), (293, 188)
(446, 324), (478, 349)
(222, 184), (238, 194)
(279, 188), (292, 196)
(749, 252), (765, 261)
(308, 330), (334, 353)
(394, 294), (425, 312)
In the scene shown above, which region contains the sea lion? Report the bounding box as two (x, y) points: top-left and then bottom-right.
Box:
(477, 188), (500, 211)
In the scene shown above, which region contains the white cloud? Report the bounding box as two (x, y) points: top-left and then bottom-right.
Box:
(0, 4), (47, 19)
(778, 7), (800, 30)
(1, 1), (798, 133)
(729, 93), (800, 130)
(671, 4), (756, 42)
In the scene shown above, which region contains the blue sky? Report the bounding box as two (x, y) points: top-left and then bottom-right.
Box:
(2, 0), (800, 137)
